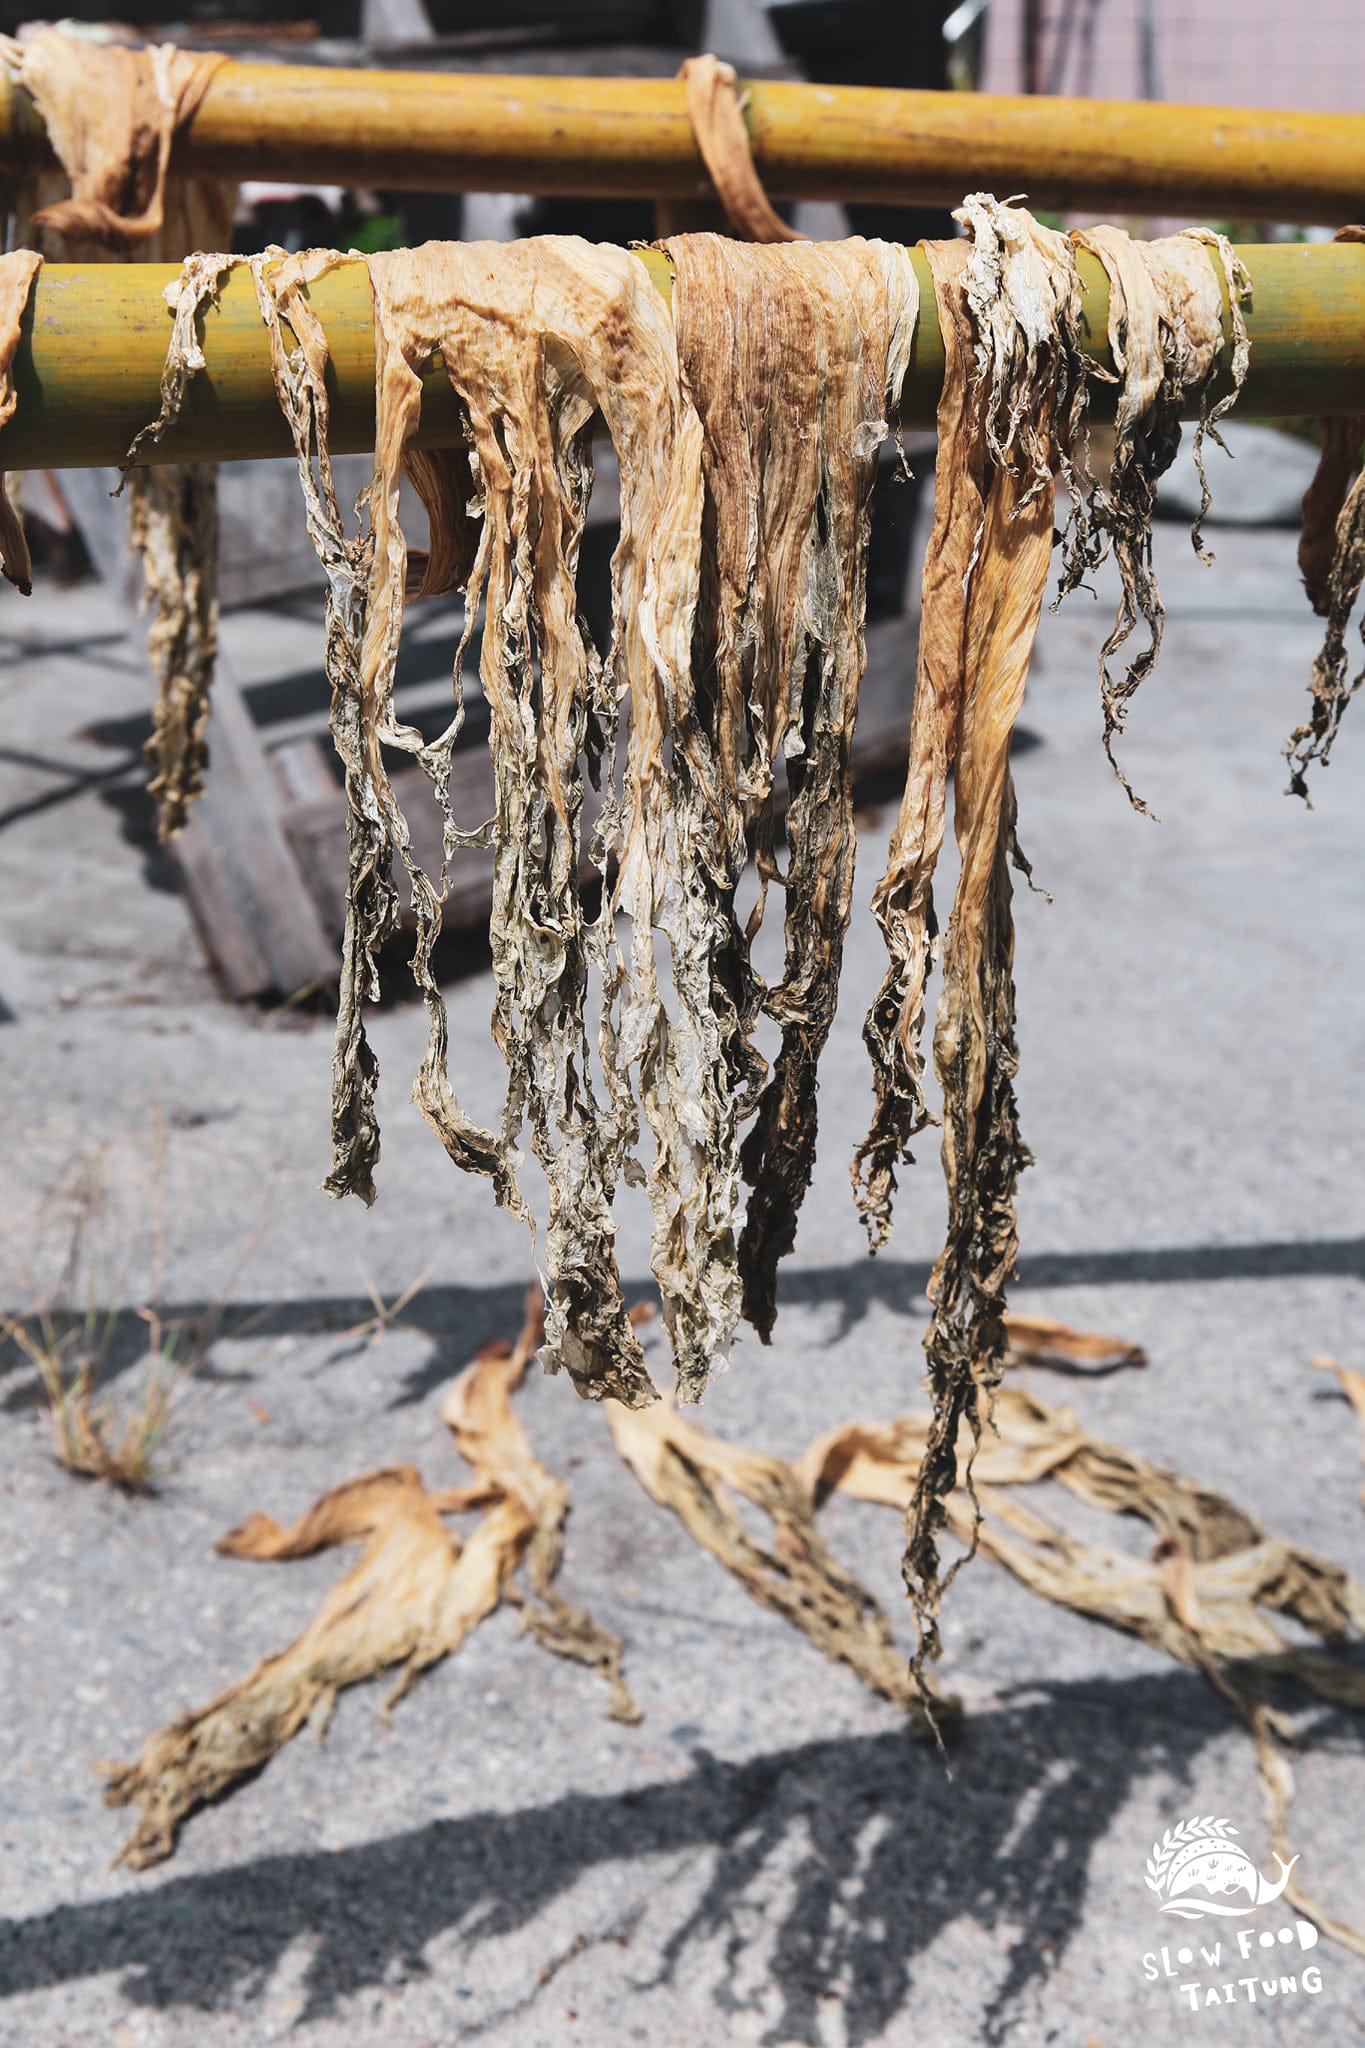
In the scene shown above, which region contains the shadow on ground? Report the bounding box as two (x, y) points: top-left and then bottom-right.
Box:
(6, 1235), (1365, 1413)
(1, 1672), (1357, 2043)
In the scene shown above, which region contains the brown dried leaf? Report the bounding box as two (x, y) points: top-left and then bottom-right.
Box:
(101, 1290), (637, 1869)
(795, 1382), (1365, 1952)
(666, 234), (918, 1355)
(129, 463), (220, 838)
(1, 28), (228, 255)
(1003, 1311), (1147, 1374)
(855, 202), (1251, 1686)
(1310, 1352), (1365, 1501)
(1063, 225), (1248, 810)
(1287, 230), (1365, 800)
(677, 56), (805, 244)
(4, 26), (238, 837)
(0, 249), (44, 593)
(857, 199), (1086, 1686)
(606, 1387), (944, 1732)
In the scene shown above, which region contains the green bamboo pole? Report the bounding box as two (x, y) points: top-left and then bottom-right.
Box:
(1, 63), (1362, 223)
(2, 239), (1361, 473)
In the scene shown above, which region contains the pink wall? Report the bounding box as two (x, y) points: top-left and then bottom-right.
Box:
(981, 0), (1365, 114)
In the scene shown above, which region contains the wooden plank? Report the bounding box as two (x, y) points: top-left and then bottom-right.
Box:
(170, 652), (338, 999)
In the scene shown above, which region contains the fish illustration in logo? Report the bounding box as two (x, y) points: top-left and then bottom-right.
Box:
(1145, 1817), (1297, 1919)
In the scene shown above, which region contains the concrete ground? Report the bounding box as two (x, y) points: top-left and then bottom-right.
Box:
(1, 473), (1363, 2046)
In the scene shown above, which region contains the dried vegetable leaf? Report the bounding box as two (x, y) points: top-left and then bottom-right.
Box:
(248, 234), (913, 1406)
(101, 1290), (638, 1870)
(1, 25), (237, 838)
(606, 1382), (944, 1731)
(358, 237), (711, 1405)
(853, 202), (1250, 1685)
(677, 54), (805, 245)
(0, 249), (44, 592)
(126, 463), (220, 837)
(1286, 227), (1365, 798)
(1309, 1352), (1365, 1503)
(665, 234), (917, 1349)
(0, 26), (227, 255)
(795, 1377), (1365, 1952)
(855, 199), (1089, 1685)
(1062, 225), (1249, 809)
(1003, 1311), (1147, 1374)
(252, 243), (518, 1230)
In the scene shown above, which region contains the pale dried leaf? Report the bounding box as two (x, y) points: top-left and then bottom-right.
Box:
(3, 28), (238, 835)
(101, 1290), (637, 1868)
(606, 1386), (944, 1731)
(0, 27), (228, 255)
(795, 1380), (1365, 1952)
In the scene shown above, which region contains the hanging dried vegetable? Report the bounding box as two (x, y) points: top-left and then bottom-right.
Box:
(119, 217), (1269, 1681)
(851, 202), (1251, 1686)
(852, 201), (1089, 1680)
(1059, 223), (1250, 808)
(0, 24), (234, 838)
(0, 249), (44, 591)
(182, 234), (911, 1406)
(1286, 225), (1365, 799)
(664, 233), (917, 1346)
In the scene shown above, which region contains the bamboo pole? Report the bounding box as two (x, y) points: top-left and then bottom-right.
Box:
(1, 64), (1363, 224)
(3, 239), (1362, 473)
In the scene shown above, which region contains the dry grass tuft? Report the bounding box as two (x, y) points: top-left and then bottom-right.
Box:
(2, 1113), (254, 1491)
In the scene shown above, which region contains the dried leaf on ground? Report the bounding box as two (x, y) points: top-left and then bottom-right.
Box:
(606, 1383), (945, 1733)
(1309, 1352), (1365, 1500)
(102, 1290), (637, 1869)
(796, 1380), (1365, 1953)
(1003, 1312), (1147, 1374)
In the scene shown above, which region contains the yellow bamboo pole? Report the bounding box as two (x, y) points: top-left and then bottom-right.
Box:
(1, 64), (1362, 224)
(2, 239), (1361, 473)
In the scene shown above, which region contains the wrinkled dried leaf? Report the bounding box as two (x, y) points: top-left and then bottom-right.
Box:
(666, 234), (917, 1355)
(796, 1376), (1365, 1952)
(229, 233), (916, 1406)
(101, 1290), (638, 1869)
(854, 202), (1250, 1687)
(1310, 1352), (1365, 1502)
(0, 249), (44, 592)
(677, 55), (805, 245)
(128, 463), (220, 837)
(1004, 1311), (1147, 1374)
(606, 1383), (944, 1732)
(1062, 224), (1249, 810)
(3, 27), (237, 836)
(1286, 228), (1365, 799)
(0, 27), (228, 255)
(855, 200), (1087, 1688)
